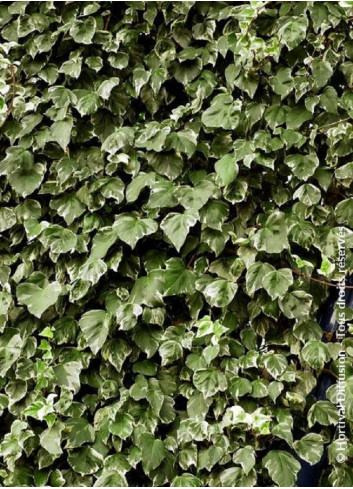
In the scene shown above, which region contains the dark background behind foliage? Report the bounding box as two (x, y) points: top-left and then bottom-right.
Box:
(0, 1), (353, 487)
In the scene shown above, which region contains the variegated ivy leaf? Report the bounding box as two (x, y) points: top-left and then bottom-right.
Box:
(113, 213), (158, 249)
(253, 211), (289, 254)
(279, 290), (313, 320)
(262, 268), (293, 300)
(139, 433), (166, 473)
(246, 262), (275, 296)
(79, 310), (112, 355)
(219, 467), (257, 487)
(199, 278), (238, 308)
(263, 450), (301, 487)
(293, 433), (324, 465)
(232, 446), (256, 475)
(201, 94), (241, 130)
(301, 341), (330, 370)
(160, 211), (199, 252)
(284, 154), (319, 181)
(308, 401), (340, 427)
(16, 274), (62, 318)
(193, 368), (227, 398)
(161, 258), (196, 296)
(263, 354), (288, 379)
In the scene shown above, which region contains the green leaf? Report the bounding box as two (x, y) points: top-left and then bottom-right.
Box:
(312, 59), (333, 88)
(167, 128), (198, 157)
(195, 316), (228, 339)
(147, 180), (178, 209)
(50, 193), (86, 224)
(50, 118), (73, 150)
(70, 17), (96, 44)
(293, 184), (321, 206)
(39, 225), (77, 254)
(293, 320), (323, 342)
(187, 392), (210, 420)
(130, 274), (164, 307)
(201, 94), (241, 129)
(17, 276), (61, 318)
(284, 154), (319, 181)
(263, 354), (288, 379)
(336, 162), (353, 185)
(308, 400), (339, 427)
(0, 334), (23, 377)
(253, 211), (289, 254)
(140, 433), (166, 472)
(269, 67), (294, 98)
(219, 467), (256, 487)
(294, 433), (324, 465)
(148, 152), (184, 180)
(9, 163), (45, 198)
(75, 90), (101, 116)
(90, 227), (118, 259)
(161, 211), (199, 252)
(102, 127), (134, 154)
(40, 422), (64, 455)
(78, 258), (107, 285)
(0, 207), (16, 232)
(133, 67), (150, 96)
(200, 200), (229, 231)
(79, 310), (112, 354)
(53, 361), (82, 393)
(98, 177), (125, 203)
(336, 198), (353, 227)
(176, 180), (215, 211)
(234, 72), (259, 98)
(279, 290), (313, 319)
(65, 418), (95, 448)
(94, 470), (128, 487)
(301, 341), (330, 369)
(102, 338), (131, 371)
(246, 262), (275, 296)
(262, 268), (293, 300)
(171, 474), (202, 487)
(262, 450), (301, 487)
(233, 446), (256, 475)
(278, 16), (308, 50)
(193, 368), (227, 398)
(229, 378), (252, 399)
(113, 213), (157, 248)
(215, 154), (239, 186)
(68, 447), (103, 475)
(202, 278), (237, 308)
(159, 340), (183, 366)
(162, 258), (196, 296)
(97, 78), (120, 100)
(198, 445), (224, 470)
(109, 413), (134, 440)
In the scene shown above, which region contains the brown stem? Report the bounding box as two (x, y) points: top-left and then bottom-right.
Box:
(293, 268), (353, 289)
(317, 118), (351, 132)
(186, 253), (196, 269)
(104, 14), (111, 31)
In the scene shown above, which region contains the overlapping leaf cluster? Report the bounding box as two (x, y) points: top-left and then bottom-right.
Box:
(0, 1), (353, 487)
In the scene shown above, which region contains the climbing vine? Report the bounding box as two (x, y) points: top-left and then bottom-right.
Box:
(0, 1), (353, 487)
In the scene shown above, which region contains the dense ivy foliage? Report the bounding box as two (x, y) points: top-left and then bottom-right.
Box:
(1, 1), (353, 487)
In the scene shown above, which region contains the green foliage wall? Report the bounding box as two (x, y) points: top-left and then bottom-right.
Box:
(0, 1), (353, 487)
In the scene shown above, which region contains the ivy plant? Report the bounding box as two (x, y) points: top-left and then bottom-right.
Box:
(0, 1), (353, 487)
